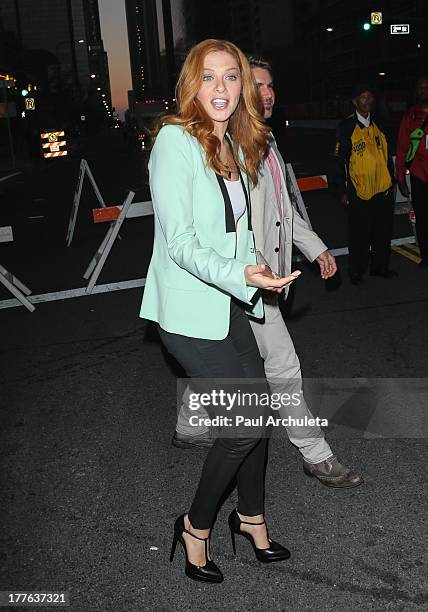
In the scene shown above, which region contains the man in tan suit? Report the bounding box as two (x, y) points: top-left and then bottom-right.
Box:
(173, 57), (362, 488)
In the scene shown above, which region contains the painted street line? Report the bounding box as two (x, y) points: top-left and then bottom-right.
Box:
(0, 171), (22, 183)
(0, 278), (146, 310)
(391, 243), (421, 264)
(0, 235), (418, 311)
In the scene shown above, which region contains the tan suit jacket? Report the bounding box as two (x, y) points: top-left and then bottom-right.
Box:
(250, 136), (327, 300)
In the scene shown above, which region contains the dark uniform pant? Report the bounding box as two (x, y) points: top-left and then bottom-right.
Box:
(410, 174), (428, 264)
(348, 190), (394, 275)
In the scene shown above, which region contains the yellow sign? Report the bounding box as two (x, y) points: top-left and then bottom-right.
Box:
(371, 12), (382, 25)
(48, 133), (58, 143)
(25, 98), (35, 110)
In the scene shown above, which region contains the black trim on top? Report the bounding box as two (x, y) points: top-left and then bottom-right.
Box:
(237, 166), (252, 231)
(216, 174), (236, 233)
(217, 134), (252, 231)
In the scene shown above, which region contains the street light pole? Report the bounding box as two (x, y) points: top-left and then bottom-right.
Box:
(1, 81), (16, 169)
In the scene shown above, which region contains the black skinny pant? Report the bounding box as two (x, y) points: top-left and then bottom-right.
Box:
(348, 190), (394, 275)
(410, 174), (428, 264)
(158, 300), (268, 530)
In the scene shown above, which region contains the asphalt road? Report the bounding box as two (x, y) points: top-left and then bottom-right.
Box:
(1, 128), (427, 611)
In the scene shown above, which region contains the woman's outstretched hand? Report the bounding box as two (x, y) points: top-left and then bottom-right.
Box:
(245, 264), (301, 293)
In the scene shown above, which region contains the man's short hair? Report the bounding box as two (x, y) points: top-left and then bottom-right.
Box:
(247, 55), (274, 80)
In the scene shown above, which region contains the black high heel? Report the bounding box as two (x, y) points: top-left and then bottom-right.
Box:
(170, 515), (223, 583)
(228, 509), (290, 563)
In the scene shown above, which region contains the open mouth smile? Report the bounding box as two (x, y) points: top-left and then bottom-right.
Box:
(211, 98), (229, 110)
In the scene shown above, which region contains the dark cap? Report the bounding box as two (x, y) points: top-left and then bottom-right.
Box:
(352, 83), (374, 98)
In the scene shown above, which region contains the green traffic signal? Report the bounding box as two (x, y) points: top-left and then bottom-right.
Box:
(21, 89), (29, 96)
(363, 22), (371, 31)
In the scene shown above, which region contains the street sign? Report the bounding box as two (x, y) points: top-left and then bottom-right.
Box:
(390, 24), (410, 34)
(25, 98), (35, 110)
(40, 130), (68, 158)
(371, 12), (382, 25)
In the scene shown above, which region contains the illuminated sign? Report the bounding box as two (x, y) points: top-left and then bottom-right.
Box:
(390, 24), (410, 34)
(40, 130), (68, 158)
(371, 12), (382, 25)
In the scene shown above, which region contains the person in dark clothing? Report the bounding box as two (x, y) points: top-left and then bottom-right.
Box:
(330, 84), (397, 284)
(396, 77), (428, 268)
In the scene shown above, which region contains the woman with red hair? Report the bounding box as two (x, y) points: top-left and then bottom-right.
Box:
(140, 39), (299, 583)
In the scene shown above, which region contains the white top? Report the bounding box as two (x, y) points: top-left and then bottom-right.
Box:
(356, 111), (371, 127)
(224, 178), (246, 223)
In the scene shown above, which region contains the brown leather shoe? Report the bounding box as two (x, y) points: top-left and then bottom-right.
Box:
(171, 431), (214, 449)
(303, 456), (363, 488)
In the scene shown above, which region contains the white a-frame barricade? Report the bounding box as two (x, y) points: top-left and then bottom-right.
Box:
(66, 159), (109, 247)
(84, 190), (136, 294)
(285, 163), (329, 230)
(0, 226), (35, 312)
(83, 164), (327, 294)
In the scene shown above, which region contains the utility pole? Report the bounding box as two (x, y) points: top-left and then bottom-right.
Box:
(1, 81), (16, 169)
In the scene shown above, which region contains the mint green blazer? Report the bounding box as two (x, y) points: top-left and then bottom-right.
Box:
(139, 125), (263, 340)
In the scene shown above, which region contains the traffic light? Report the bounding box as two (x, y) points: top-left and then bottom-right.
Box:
(21, 88), (29, 96)
(363, 22), (371, 31)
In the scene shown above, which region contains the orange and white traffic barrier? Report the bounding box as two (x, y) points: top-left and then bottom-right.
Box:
(285, 163), (322, 230)
(40, 129), (68, 160)
(92, 201), (153, 223)
(40, 131), (64, 139)
(42, 141), (66, 148)
(43, 151), (68, 158)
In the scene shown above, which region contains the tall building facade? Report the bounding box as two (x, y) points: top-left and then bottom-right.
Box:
(125, 0), (163, 101)
(83, 0), (112, 107)
(0, 0), (111, 111)
(178, 0), (294, 112)
(182, 0), (294, 55)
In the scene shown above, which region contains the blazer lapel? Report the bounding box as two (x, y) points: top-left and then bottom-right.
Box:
(216, 135), (252, 233)
(269, 133), (287, 178)
(216, 174), (236, 233)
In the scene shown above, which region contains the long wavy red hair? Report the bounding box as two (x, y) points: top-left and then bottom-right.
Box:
(152, 39), (269, 185)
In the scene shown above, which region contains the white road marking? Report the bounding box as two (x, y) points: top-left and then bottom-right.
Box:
(0, 278), (146, 310)
(0, 172), (22, 183)
(0, 235), (417, 311)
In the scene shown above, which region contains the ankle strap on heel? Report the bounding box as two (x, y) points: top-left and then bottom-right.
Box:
(237, 511), (265, 526)
(183, 526), (209, 542)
